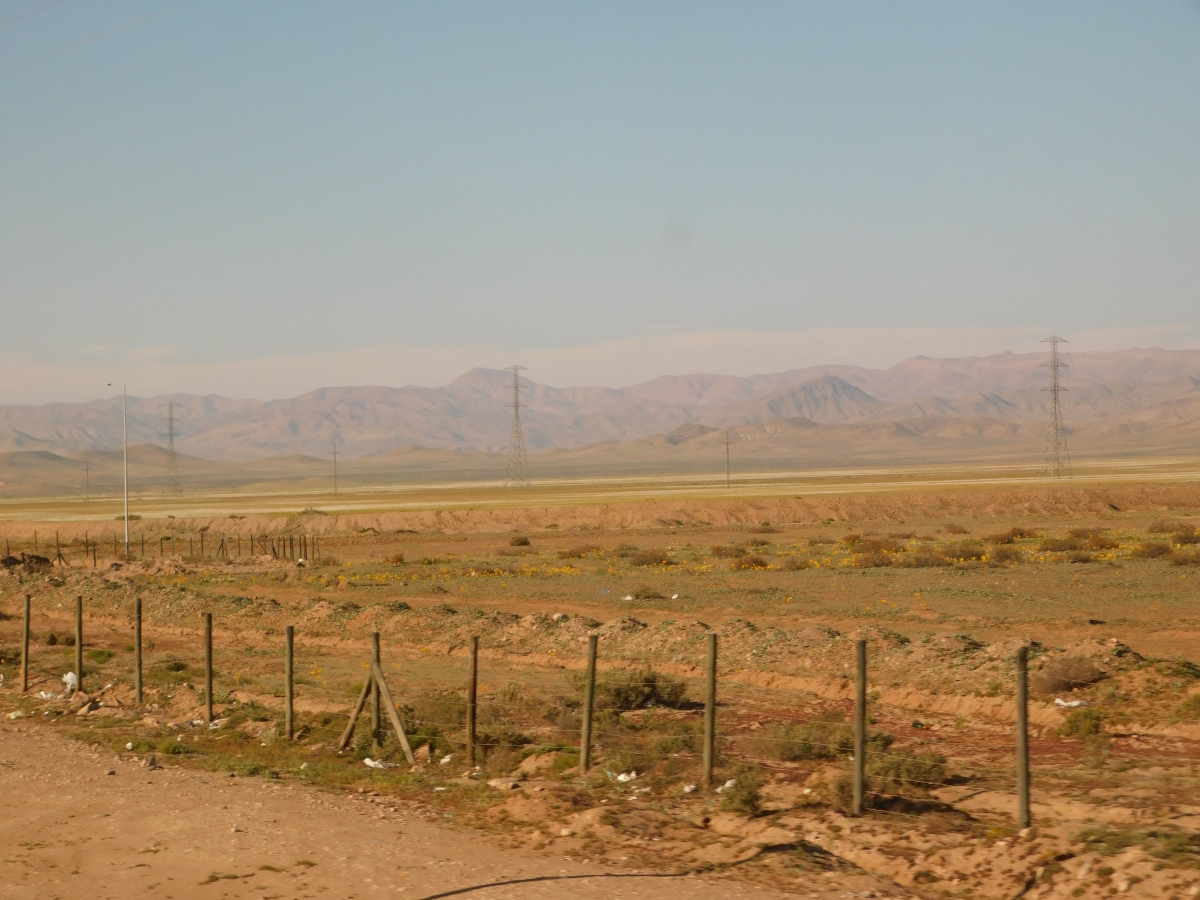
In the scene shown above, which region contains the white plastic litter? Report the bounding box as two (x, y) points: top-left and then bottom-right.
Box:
(682, 783), (697, 793)
(61, 672), (78, 693)
(622, 595), (633, 601)
(126, 742), (134, 750)
(363, 757), (399, 769)
(439, 754), (453, 765)
(715, 778), (737, 794)
(616, 770), (638, 782)
(671, 594), (679, 600)
(1055, 698), (1089, 708)
(37, 691), (55, 699)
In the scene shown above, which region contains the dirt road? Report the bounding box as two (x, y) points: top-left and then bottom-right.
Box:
(0, 725), (903, 900)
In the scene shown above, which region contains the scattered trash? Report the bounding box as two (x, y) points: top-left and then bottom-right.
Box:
(715, 778), (737, 794)
(364, 757), (399, 770)
(559, 827), (574, 836)
(299, 763), (309, 770)
(1055, 698), (1090, 708)
(36, 691), (54, 699)
(622, 595), (633, 601)
(433, 786), (446, 791)
(616, 770), (638, 783)
(61, 672), (77, 693)
(682, 783), (697, 793)
(439, 754), (453, 765)
(487, 777), (521, 790)
(671, 594), (679, 600)
(126, 742), (134, 750)
(6, 710), (25, 720)
(803, 787), (812, 794)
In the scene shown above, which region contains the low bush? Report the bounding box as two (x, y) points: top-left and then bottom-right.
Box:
(1088, 534), (1120, 550)
(1032, 657), (1105, 695)
(858, 538), (901, 553)
(749, 712), (892, 762)
(384, 553), (405, 565)
(942, 541), (987, 561)
(781, 557), (816, 570)
(629, 548), (675, 567)
(1040, 538), (1082, 552)
(840, 533), (862, 544)
(720, 764), (764, 815)
(729, 555), (769, 570)
(852, 552), (893, 568)
(711, 543), (747, 558)
(1171, 551), (1200, 567)
(630, 584), (665, 600)
(85, 648), (114, 663)
(557, 545), (600, 559)
(1146, 519), (1175, 534)
(1173, 526), (1200, 546)
(1059, 707), (1105, 740)
(594, 669), (687, 711)
(990, 545), (1023, 564)
(1068, 527), (1105, 539)
(868, 749), (948, 792)
(896, 551), (953, 568)
(1131, 541), (1172, 559)
(509, 536), (531, 547)
(944, 523), (970, 534)
(1068, 551), (1095, 564)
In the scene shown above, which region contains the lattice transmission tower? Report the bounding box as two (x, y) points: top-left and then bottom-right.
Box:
(1040, 336), (1072, 478)
(505, 365), (530, 487)
(163, 401), (183, 496)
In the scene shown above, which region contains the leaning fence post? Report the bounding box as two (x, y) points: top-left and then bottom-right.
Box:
(852, 639), (867, 816)
(134, 596), (143, 704)
(21, 594), (30, 692)
(285, 625), (295, 740)
(466, 636), (479, 767)
(74, 596), (84, 693)
(580, 635), (598, 772)
(703, 632), (717, 790)
(1017, 645), (1031, 829)
(371, 632), (382, 745)
(204, 613), (213, 724)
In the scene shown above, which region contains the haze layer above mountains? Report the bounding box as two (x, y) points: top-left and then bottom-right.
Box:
(3, 348), (1200, 463)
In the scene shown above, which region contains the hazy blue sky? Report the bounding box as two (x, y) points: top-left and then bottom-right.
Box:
(2, 1), (1199, 402)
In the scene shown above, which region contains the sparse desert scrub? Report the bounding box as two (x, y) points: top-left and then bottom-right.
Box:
(1040, 538), (1083, 552)
(1132, 541), (1172, 559)
(629, 548), (675, 566)
(1032, 657), (1105, 695)
(729, 555), (769, 570)
(711, 543), (747, 558)
(944, 523), (970, 534)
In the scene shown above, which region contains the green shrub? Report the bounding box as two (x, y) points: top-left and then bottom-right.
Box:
(595, 669), (687, 711)
(867, 750), (948, 792)
(749, 712), (892, 761)
(719, 764), (763, 816)
(85, 648), (114, 663)
(1059, 708), (1105, 740)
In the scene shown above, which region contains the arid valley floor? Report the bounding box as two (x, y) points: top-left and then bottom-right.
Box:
(2, 469), (1200, 899)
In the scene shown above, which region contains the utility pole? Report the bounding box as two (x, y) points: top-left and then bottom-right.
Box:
(1039, 336), (1072, 478)
(505, 365), (530, 488)
(332, 441), (338, 496)
(84, 461), (89, 503)
(107, 383), (130, 557)
(164, 401), (182, 496)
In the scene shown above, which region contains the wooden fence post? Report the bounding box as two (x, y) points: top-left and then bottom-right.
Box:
(285, 625), (295, 741)
(20, 594), (30, 692)
(580, 635), (597, 772)
(466, 636), (478, 767)
(852, 639), (867, 816)
(204, 613), (213, 724)
(135, 596), (143, 704)
(1017, 645), (1031, 829)
(74, 596), (83, 693)
(371, 632), (381, 745)
(703, 632), (717, 790)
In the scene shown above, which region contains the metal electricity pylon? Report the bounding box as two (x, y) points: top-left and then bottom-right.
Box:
(505, 365), (530, 487)
(1040, 336), (1072, 478)
(164, 401), (182, 496)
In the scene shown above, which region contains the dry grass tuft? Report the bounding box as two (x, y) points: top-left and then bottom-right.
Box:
(556, 545), (600, 559)
(1032, 657), (1105, 695)
(944, 523), (971, 535)
(711, 543), (747, 558)
(1040, 538), (1083, 552)
(730, 555), (769, 570)
(629, 548), (675, 567)
(1131, 541), (1172, 559)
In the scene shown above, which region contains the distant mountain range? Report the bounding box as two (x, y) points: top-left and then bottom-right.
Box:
(2, 347), (1199, 468)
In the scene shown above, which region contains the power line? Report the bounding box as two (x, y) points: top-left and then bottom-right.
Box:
(0, 0), (68, 31)
(0, 0), (201, 76)
(505, 365), (530, 488)
(1040, 335), (1072, 478)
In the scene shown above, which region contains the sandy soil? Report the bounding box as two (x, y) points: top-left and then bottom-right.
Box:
(0, 724), (908, 900)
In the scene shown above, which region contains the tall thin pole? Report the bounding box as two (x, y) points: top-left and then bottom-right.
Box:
(466, 636), (479, 767)
(1016, 646), (1031, 829)
(204, 613), (213, 724)
(852, 639), (867, 816)
(702, 632), (717, 789)
(84, 461), (89, 503)
(74, 596), (84, 694)
(580, 635), (597, 772)
(122, 385), (129, 555)
(371, 632), (381, 745)
(134, 596), (143, 704)
(285, 625), (295, 741)
(20, 594), (30, 692)
(332, 442), (338, 496)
